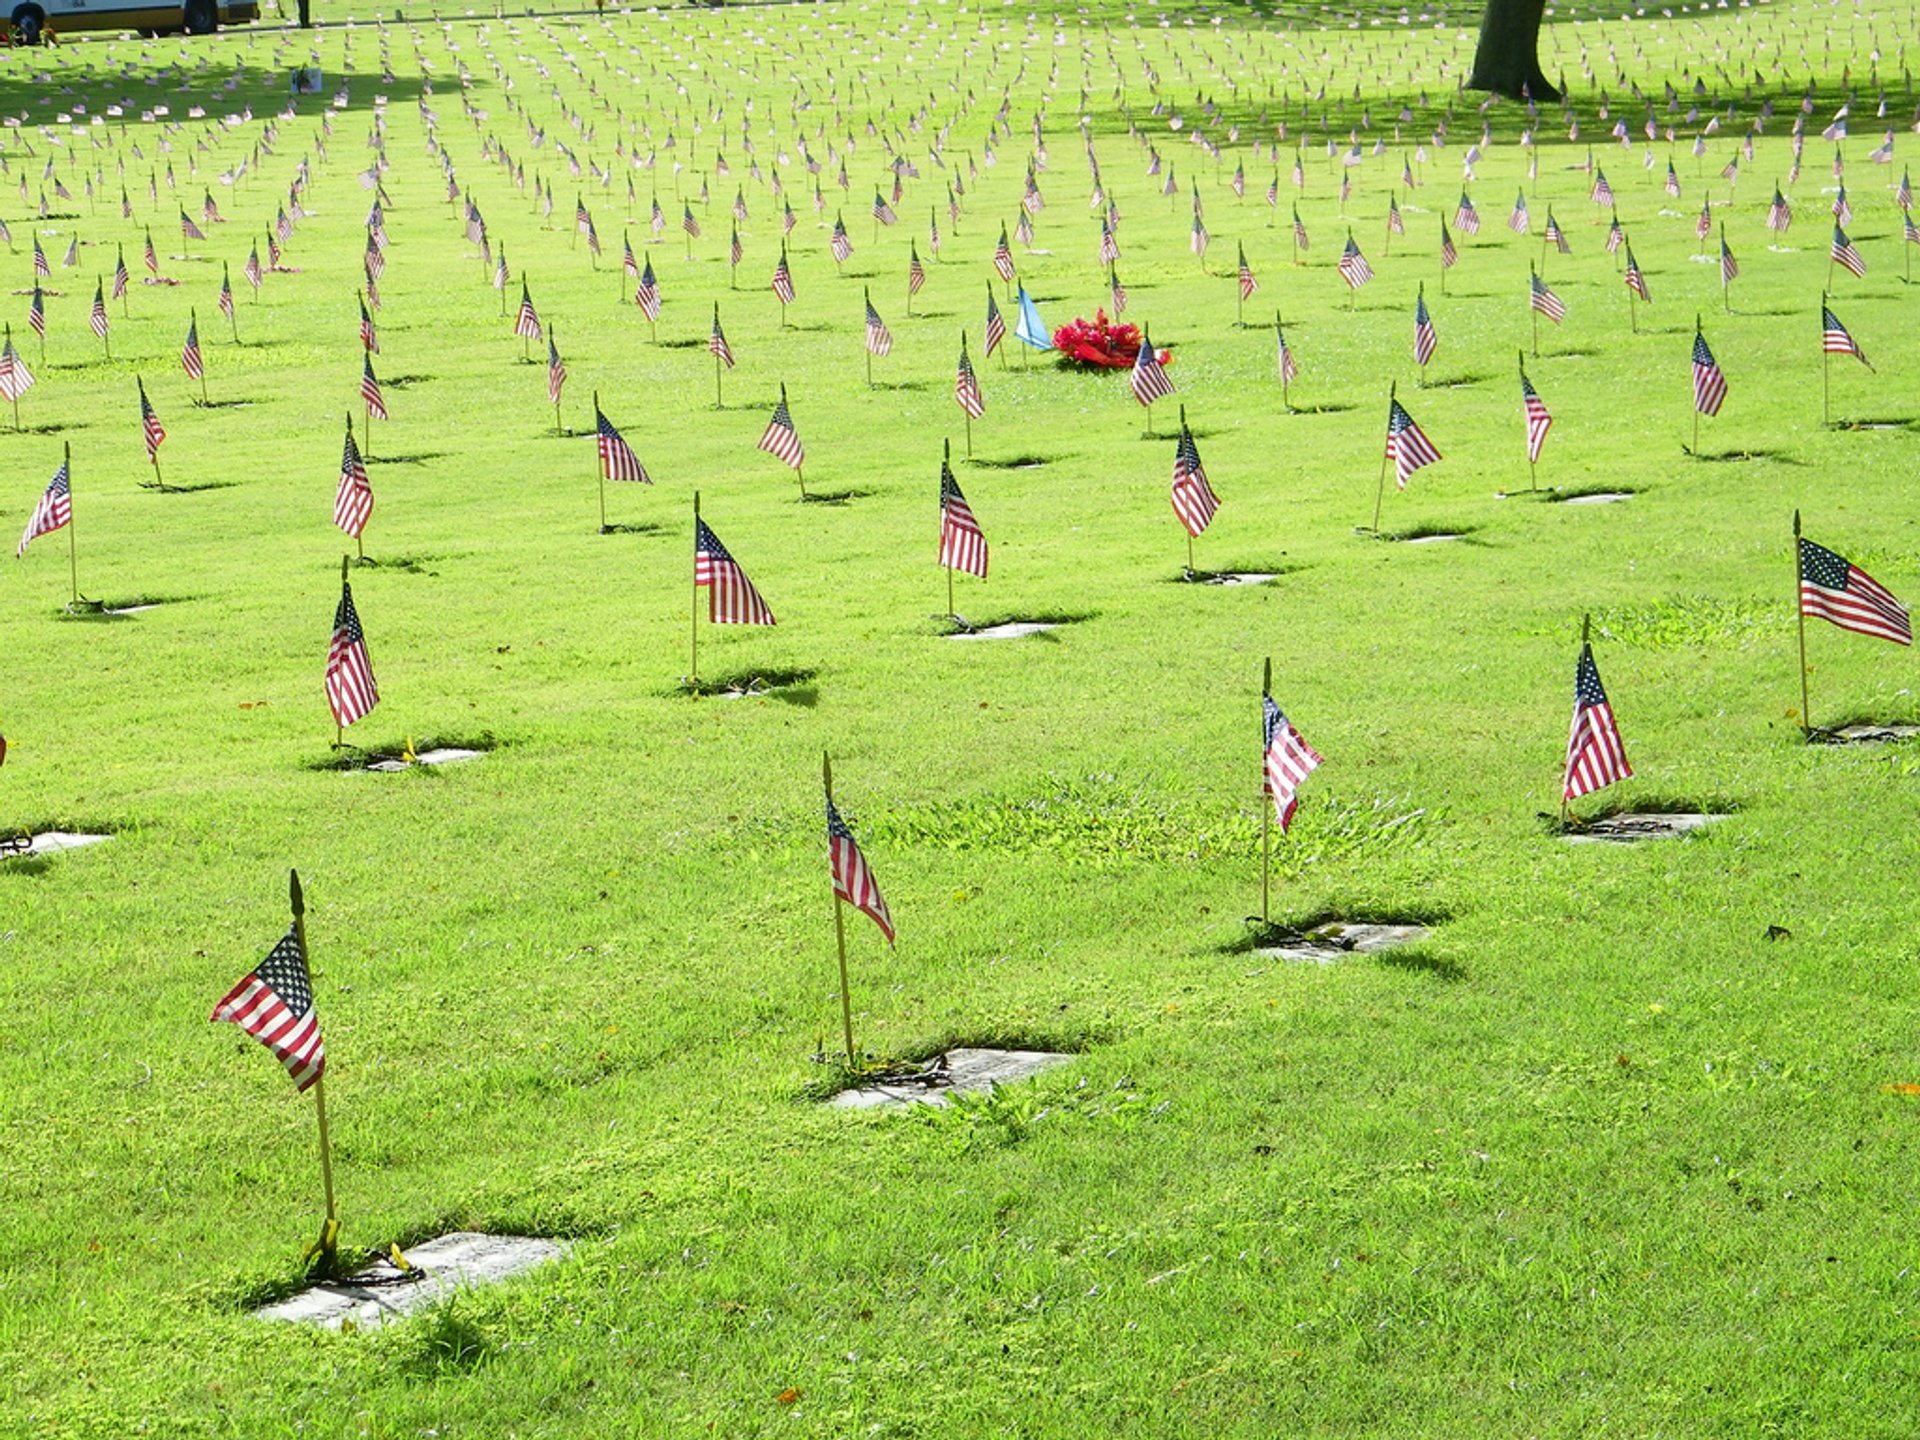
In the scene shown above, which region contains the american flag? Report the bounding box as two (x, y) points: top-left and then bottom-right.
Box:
(1508, 190), (1529, 234)
(682, 204), (702, 239)
(215, 266), (234, 322)
(596, 404), (649, 483)
(1292, 205), (1310, 252)
(0, 333), (33, 401)
(1564, 642), (1632, 802)
(1800, 536), (1910, 645)
(636, 259), (661, 321)
(1624, 244), (1650, 300)
(955, 336), (984, 419)
(1592, 168), (1615, 206)
(210, 926), (326, 1093)
(1440, 220), (1458, 270)
(1386, 396), (1440, 489)
(326, 578), (380, 727)
(984, 286), (1007, 356)
(830, 215), (852, 263)
(908, 246), (926, 297)
(864, 294), (893, 357)
(361, 354), (388, 421)
(784, 201), (799, 236)
(1530, 269), (1565, 323)
(144, 230), (159, 275)
(1521, 368), (1553, 463)
(515, 282), (542, 340)
(734, 189), (750, 222)
(1831, 224), (1866, 278)
(1605, 214), (1624, 254)
(1276, 322), (1299, 383)
(493, 247), (510, 294)
(1453, 192), (1480, 235)
(1263, 692), (1323, 831)
(180, 209), (206, 243)
(359, 294), (377, 352)
(1190, 214), (1210, 258)
(939, 460), (988, 577)
(1665, 161), (1682, 198)
(993, 224), (1016, 281)
(1899, 167), (1915, 212)
(1170, 419), (1219, 538)
(548, 336), (567, 406)
(1694, 197), (1715, 242)
(181, 315), (203, 381)
(1130, 327), (1175, 406)
(1099, 221), (1120, 265)
(334, 422), (372, 537)
(651, 196), (666, 234)
(1109, 266), (1129, 315)
(1414, 288), (1437, 366)
(114, 248), (130, 300)
(1692, 329), (1727, 416)
(363, 232), (384, 282)
(1543, 208), (1568, 253)
(695, 516), (774, 625)
(827, 794), (894, 944)
(1832, 185), (1853, 224)
(1237, 245), (1259, 300)
(1387, 196), (1405, 237)
(772, 249), (796, 305)
(32, 238), (49, 278)
(709, 306), (736, 368)
(1722, 154), (1741, 182)
(1821, 305), (1871, 367)
(1717, 234), (1740, 286)
(623, 233), (639, 280)
(1337, 235), (1373, 289)
(15, 458), (69, 558)
(19, 283), (43, 340)
(139, 381), (166, 460)
(729, 226), (744, 270)
(872, 190), (897, 226)
(758, 389), (805, 470)
(1767, 187), (1792, 231)
(244, 244), (263, 291)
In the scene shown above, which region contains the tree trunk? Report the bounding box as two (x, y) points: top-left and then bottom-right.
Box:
(1469, 0), (1560, 102)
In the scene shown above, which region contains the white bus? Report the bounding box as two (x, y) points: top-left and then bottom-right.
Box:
(7, 0), (259, 43)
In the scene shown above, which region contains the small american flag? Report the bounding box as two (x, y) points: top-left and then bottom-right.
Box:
(1719, 235), (1740, 286)
(1543, 208), (1569, 253)
(1821, 305), (1871, 367)
(650, 196), (666, 234)
(1767, 189), (1792, 232)
(210, 926), (326, 1093)
(547, 336), (567, 406)
(709, 306), (736, 369)
(1190, 214), (1210, 258)
(993, 224), (1016, 281)
(1591, 168), (1614, 206)
(1130, 327), (1175, 407)
(1564, 642), (1632, 802)
(144, 230), (159, 275)
(1692, 328), (1727, 416)
(363, 232), (384, 281)
(622, 233), (639, 280)
(114, 249), (130, 300)
(1099, 221), (1120, 265)
(730, 227), (744, 270)
(361, 354), (388, 422)
(334, 422), (372, 537)
(1263, 693), (1323, 831)
(1832, 184), (1853, 224)
(1237, 244), (1259, 300)
(1292, 205), (1310, 252)
(908, 246), (926, 297)
(955, 336), (984, 419)
(91, 285), (111, 339)
(139, 381), (166, 461)
(181, 315), (203, 381)
(1529, 269), (1565, 323)
(216, 267), (235, 322)
(1605, 214), (1624, 255)
(939, 460), (988, 577)
(15, 458), (70, 558)
(1414, 288), (1437, 367)
(1109, 267), (1129, 315)
(772, 249), (796, 305)
(515, 283), (542, 340)
(682, 204), (702, 239)
(872, 190), (897, 226)
(1907, 213), (1920, 248)
(359, 294), (376, 353)
(1386, 396), (1440, 489)
(1388, 196), (1405, 237)
(758, 389), (806, 470)
(1453, 192), (1481, 235)
(1899, 167), (1915, 211)
(864, 294), (893, 358)
(1276, 322), (1299, 383)
(695, 516), (775, 625)
(1694, 199), (1713, 242)
(1800, 536), (1910, 645)
(326, 578), (380, 727)
(180, 209), (206, 243)
(597, 405), (649, 483)
(827, 793), (894, 945)
(1624, 244), (1651, 300)
(244, 244), (263, 291)
(0, 334), (33, 402)
(1830, 224), (1866, 278)
(1521, 368), (1553, 463)
(1440, 221), (1458, 270)
(32, 238), (49, 278)
(24, 286), (42, 339)
(1337, 234), (1373, 289)
(1171, 419), (1219, 538)
(1508, 190), (1530, 234)
(636, 259), (661, 321)
(1665, 161), (1682, 198)
(830, 215), (852, 263)
(984, 287), (1007, 356)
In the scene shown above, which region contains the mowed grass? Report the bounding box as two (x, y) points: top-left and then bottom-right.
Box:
(5, 0), (1920, 1433)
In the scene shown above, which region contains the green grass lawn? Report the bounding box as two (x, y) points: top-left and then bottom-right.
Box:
(5, 0), (1920, 1433)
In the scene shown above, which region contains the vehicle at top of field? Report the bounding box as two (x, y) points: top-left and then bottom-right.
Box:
(6, 0), (257, 44)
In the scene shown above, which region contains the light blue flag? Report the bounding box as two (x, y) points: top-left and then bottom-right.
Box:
(1013, 285), (1052, 350)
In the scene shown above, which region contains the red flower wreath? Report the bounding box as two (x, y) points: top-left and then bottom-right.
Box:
(1051, 309), (1174, 370)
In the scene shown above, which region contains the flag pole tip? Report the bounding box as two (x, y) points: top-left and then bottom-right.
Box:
(290, 868), (304, 914)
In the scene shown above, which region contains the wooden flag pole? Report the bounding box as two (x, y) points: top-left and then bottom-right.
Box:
(593, 391), (607, 533)
(690, 491), (701, 691)
(823, 752), (857, 1066)
(1261, 657), (1273, 925)
(64, 442), (78, 608)
(1373, 382), (1395, 533)
(1794, 509), (1811, 733)
(290, 868), (340, 1275)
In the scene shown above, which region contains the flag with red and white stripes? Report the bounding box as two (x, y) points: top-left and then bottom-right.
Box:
(1414, 288), (1437, 367)
(1521, 368), (1553, 464)
(1386, 395), (1440, 489)
(596, 405), (649, 484)
(758, 389), (806, 470)
(325, 577), (380, 728)
(1171, 419), (1220, 538)
(1830, 224), (1866, 278)
(1263, 692), (1323, 831)
(1337, 234), (1373, 289)
(939, 460), (988, 577)
(181, 315), (203, 381)
(1130, 327), (1175, 406)
(16, 457), (69, 559)
(1822, 304), (1871, 366)
(1800, 536), (1910, 645)
(864, 294), (893, 357)
(827, 793), (894, 945)
(1692, 328), (1727, 416)
(984, 287), (1007, 355)
(139, 380), (166, 461)
(955, 336), (984, 419)
(334, 421), (372, 538)
(361, 354), (388, 422)
(695, 516), (775, 625)
(709, 306), (735, 369)
(514, 281), (542, 340)
(1564, 642), (1632, 802)
(210, 926), (326, 1093)
(1529, 269), (1565, 323)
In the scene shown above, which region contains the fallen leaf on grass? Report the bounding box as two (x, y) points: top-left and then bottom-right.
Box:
(1882, 1083), (1920, 1095)
(776, 1388), (803, 1406)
